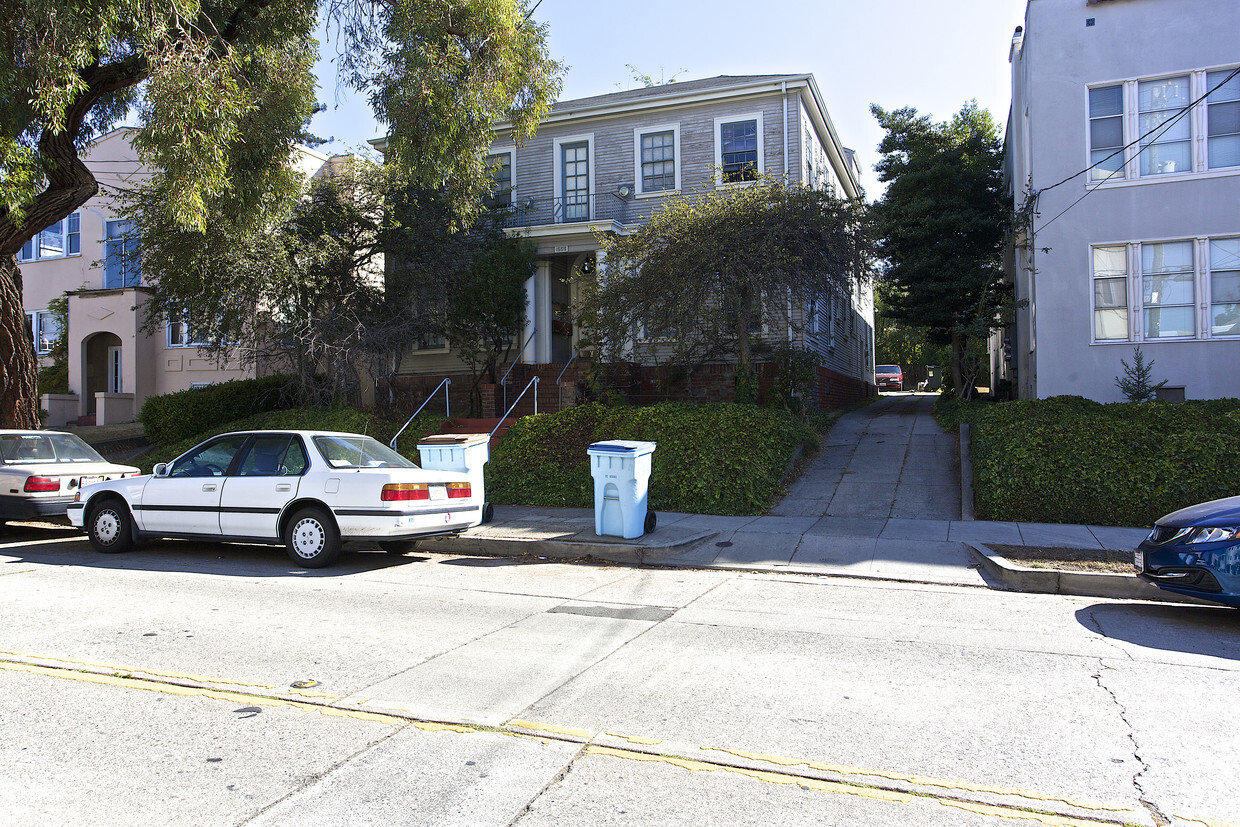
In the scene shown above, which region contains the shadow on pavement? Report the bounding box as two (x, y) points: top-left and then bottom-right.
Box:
(1, 522), (426, 578)
(1077, 603), (1240, 660)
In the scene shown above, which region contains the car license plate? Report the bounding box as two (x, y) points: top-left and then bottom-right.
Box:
(1133, 550), (1144, 571)
(79, 475), (103, 487)
(428, 485), (447, 501)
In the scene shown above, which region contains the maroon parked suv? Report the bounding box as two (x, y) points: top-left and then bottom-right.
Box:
(875, 365), (904, 392)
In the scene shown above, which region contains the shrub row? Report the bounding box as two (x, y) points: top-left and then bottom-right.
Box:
(962, 395), (1240, 526)
(139, 375), (300, 447)
(485, 402), (816, 516)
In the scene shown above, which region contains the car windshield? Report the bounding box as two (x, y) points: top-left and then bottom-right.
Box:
(0, 432), (106, 464)
(876, 365), (900, 374)
(312, 435), (417, 469)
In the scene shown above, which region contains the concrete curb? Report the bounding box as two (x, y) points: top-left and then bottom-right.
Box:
(422, 527), (717, 568)
(966, 542), (1215, 604)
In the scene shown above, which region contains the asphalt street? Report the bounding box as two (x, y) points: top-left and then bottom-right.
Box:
(2, 524), (1239, 827)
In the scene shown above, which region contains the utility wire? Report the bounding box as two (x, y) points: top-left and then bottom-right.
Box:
(1040, 66), (1239, 196)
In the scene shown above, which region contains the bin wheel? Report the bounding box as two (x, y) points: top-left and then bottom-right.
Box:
(644, 512), (657, 534)
(482, 502), (494, 524)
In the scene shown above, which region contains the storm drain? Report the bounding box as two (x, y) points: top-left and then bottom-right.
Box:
(548, 604), (676, 622)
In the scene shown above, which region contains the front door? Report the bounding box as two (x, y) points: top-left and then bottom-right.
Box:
(219, 434), (307, 538)
(561, 142), (589, 222)
(138, 435), (248, 534)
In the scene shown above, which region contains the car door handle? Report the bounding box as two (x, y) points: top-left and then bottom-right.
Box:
(276, 484), (291, 492)
(202, 484), (217, 492)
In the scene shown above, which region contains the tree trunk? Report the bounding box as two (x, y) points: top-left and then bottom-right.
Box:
(0, 258), (40, 428)
(950, 331), (971, 401)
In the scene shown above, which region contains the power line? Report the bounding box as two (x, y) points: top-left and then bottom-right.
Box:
(1033, 66), (1240, 235)
(1039, 66), (1239, 197)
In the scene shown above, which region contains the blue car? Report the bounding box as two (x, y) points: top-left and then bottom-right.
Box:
(1135, 495), (1240, 608)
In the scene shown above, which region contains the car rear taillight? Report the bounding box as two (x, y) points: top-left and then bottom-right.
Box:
(24, 476), (60, 493)
(381, 483), (429, 501)
(447, 482), (471, 499)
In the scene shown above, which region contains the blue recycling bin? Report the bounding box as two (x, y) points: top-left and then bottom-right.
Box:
(587, 440), (657, 539)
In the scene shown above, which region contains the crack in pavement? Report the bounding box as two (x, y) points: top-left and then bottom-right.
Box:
(1092, 660), (1170, 826)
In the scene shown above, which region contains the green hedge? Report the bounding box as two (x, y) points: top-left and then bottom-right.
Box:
(139, 406), (446, 472)
(139, 375), (299, 447)
(968, 396), (1240, 526)
(485, 402), (815, 516)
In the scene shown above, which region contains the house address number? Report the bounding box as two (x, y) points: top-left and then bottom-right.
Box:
(554, 245), (570, 253)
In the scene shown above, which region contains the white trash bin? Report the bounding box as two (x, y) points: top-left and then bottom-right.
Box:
(416, 433), (493, 523)
(587, 440), (657, 539)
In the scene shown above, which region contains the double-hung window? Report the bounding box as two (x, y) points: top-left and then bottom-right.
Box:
(1088, 65), (1240, 183)
(486, 151), (514, 209)
(635, 125), (679, 194)
(26, 310), (61, 355)
(1089, 86), (1125, 181)
(1092, 236), (1240, 343)
(716, 114), (763, 185)
(167, 319), (207, 348)
(1092, 246), (1129, 340)
(1207, 69), (1240, 169)
(1138, 76), (1192, 176)
(104, 219), (141, 288)
(1210, 238), (1240, 336)
(1141, 241), (1195, 338)
(17, 212), (80, 263)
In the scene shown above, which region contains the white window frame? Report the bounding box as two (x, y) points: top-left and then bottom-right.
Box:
(26, 310), (60, 355)
(1089, 235), (1240, 344)
(1085, 65), (1240, 189)
(632, 123), (681, 197)
(17, 212), (81, 263)
(487, 146), (516, 208)
(553, 133), (595, 222)
(714, 113), (765, 187)
(167, 318), (208, 348)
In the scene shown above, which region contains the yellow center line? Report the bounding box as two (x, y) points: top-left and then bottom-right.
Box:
(0, 660), (406, 726)
(701, 746), (1131, 813)
(0, 649), (338, 699)
(0, 657), (1202, 826)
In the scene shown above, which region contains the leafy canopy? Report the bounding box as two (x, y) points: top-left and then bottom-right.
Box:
(870, 101), (1009, 395)
(580, 176), (874, 397)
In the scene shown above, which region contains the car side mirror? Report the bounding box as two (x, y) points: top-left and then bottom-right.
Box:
(153, 463), (169, 477)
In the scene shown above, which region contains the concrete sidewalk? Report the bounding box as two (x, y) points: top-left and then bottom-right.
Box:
(423, 505), (1152, 590)
(425, 395), (1153, 594)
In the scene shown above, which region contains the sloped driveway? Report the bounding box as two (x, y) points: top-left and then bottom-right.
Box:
(771, 394), (960, 520)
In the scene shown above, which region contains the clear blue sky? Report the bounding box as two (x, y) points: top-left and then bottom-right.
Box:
(311, 0), (1029, 196)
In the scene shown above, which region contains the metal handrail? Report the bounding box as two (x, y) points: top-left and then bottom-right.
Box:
(390, 377), (451, 451)
(556, 352), (578, 410)
(501, 328), (536, 413)
(491, 376), (539, 440)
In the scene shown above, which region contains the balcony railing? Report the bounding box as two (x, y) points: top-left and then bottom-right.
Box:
(493, 193), (630, 228)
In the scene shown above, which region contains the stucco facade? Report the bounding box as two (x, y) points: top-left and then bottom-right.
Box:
(18, 129), (333, 425)
(999, 0), (1240, 401)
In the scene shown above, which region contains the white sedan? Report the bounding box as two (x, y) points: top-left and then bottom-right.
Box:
(1, 430), (140, 523)
(68, 430), (486, 568)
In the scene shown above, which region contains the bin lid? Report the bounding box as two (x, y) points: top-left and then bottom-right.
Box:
(417, 433), (489, 447)
(587, 440), (656, 455)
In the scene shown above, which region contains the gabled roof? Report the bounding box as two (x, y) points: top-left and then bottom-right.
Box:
(549, 74), (807, 113)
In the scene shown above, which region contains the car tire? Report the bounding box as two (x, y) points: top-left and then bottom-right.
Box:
(87, 499), (134, 554)
(378, 540), (418, 555)
(284, 507), (341, 569)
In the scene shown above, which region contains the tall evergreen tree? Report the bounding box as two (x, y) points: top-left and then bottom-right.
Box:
(870, 102), (1009, 398)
